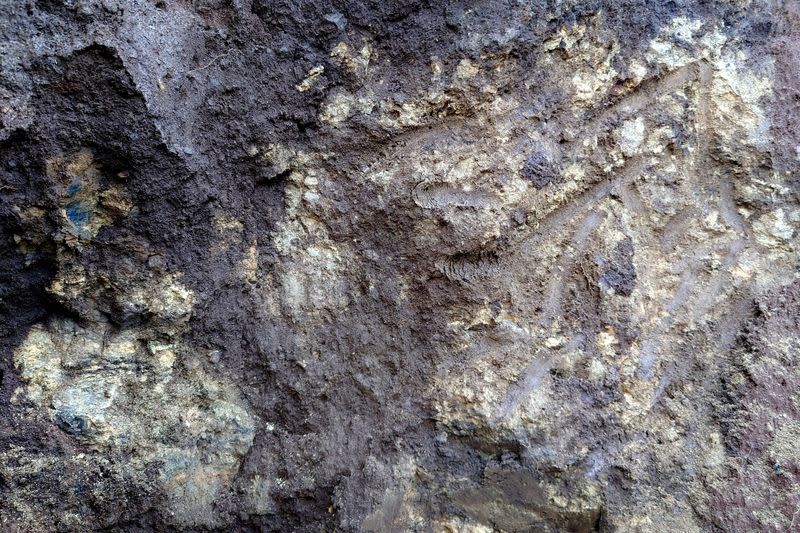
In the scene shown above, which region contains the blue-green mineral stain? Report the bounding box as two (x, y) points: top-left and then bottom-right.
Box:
(66, 182), (81, 196)
(54, 407), (91, 437)
(160, 451), (195, 480)
(66, 200), (91, 228)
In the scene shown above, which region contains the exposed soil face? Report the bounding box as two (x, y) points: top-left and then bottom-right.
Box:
(1, 1), (800, 531)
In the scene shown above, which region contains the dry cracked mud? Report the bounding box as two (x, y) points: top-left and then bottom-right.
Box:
(1, 1), (800, 531)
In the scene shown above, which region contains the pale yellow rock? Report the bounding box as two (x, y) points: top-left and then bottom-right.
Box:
(13, 268), (253, 527)
(617, 117), (646, 157)
(296, 65), (324, 92)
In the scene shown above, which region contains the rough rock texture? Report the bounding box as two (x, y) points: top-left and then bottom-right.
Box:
(1, 1), (800, 531)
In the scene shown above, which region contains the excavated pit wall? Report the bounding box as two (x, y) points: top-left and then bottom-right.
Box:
(1, 1), (800, 531)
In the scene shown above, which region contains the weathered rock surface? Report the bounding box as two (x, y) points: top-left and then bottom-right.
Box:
(1, 1), (799, 531)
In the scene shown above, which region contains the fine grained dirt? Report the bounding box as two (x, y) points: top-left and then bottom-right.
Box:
(1, 1), (799, 531)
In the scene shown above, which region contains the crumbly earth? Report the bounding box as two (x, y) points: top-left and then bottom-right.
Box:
(1, 1), (799, 531)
